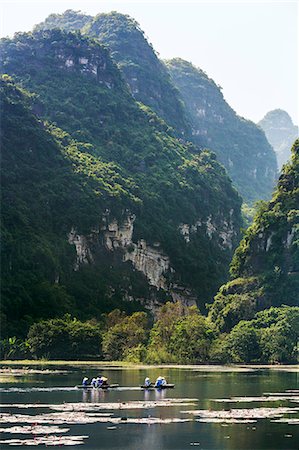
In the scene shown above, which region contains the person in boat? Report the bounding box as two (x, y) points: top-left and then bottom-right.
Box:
(155, 376), (167, 387)
(155, 376), (163, 387)
(96, 375), (108, 387)
(91, 377), (97, 388)
(144, 377), (151, 387)
(82, 377), (89, 387)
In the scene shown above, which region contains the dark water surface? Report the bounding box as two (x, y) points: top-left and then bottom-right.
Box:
(0, 366), (298, 449)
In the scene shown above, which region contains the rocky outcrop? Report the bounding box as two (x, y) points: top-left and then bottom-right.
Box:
(179, 210), (236, 250)
(101, 214), (171, 290)
(68, 228), (94, 269)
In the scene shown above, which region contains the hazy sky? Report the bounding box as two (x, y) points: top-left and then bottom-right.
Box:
(0, 0), (298, 124)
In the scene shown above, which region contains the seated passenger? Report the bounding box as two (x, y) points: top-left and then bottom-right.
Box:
(96, 376), (103, 387)
(91, 377), (97, 388)
(155, 376), (163, 387)
(161, 377), (167, 386)
(101, 376), (108, 386)
(82, 377), (89, 387)
(144, 377), (151, 387)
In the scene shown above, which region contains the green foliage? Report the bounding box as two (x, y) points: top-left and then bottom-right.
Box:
(34, 10), (92, 32)
(208, 277), (263, 332)
(225, 321), (260, 363)
(209, 141), (299, 332)
(27, 315), (102, 360)
(168, 313), (214, 363)
(102, 311), (149, 361)
(0, 337), (31, 360)
(223, 306), (299, 364)
(36, 10), (191, 135)
(146, 302), (214, 363)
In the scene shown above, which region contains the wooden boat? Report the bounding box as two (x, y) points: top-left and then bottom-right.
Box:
(76, 384), (119, 389)
(140, 383), (175, 389)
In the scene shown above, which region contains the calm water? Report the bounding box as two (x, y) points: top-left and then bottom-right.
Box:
(0, 365), (298, 449)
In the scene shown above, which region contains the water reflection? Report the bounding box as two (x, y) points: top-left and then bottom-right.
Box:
(0, 367), (298, 449)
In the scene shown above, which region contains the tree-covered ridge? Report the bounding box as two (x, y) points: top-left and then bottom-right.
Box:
(34, 11), (190, 137)
(0, 30), (242, 335)
(34, 9), (92, 32)
(83, 12), (191, 137)
(208, 140), (299, 332)
(166, 58), (278, 203)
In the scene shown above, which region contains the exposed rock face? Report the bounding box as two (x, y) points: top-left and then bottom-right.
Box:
(69, 208), (240, 302)
(166, 58), (278, 203)
(124, 240), (170, 290)
(179, 211), (236, 250)
(258, 109), (298, 169)
(68, 228), (93, 269)
(100, 213), (171, 289)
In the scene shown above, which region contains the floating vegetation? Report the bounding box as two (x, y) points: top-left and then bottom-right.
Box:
(0, 425), (69, 434)
(0, 368), (69, 376)
(196, 418), (256, 423)
(271, 418), (299, 425)
(181, 407), (299, 423)
(0, 435), (88, 446)
(0, 411), (191, 426)
(212, 395), (299, 403)
(0, 399), (197, 411)
(0, 387), (77, 393)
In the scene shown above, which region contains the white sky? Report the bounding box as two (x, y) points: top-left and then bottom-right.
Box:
(0, 0), (298, 124)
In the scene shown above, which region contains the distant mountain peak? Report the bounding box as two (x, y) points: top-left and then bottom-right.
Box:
(259, 109), (298, 169)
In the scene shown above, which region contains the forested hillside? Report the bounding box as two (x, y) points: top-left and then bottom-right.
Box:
(0, 30), (242, 338)
(35, 10), (278, 203)
(209, 139), (299, 333)
(167, 59), (277, 202)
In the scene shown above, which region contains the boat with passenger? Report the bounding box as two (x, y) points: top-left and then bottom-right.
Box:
(76, 375), (119, 389)
(140, 375), (174, 389)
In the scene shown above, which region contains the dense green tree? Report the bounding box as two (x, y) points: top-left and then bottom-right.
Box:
(27, 315), (102, 360)
(168, 311), (214, 363)
(226, 321), (260, 363)
(102, 311), (149, 361)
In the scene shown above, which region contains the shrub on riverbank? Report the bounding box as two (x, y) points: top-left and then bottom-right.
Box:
(1, 304), (298, 363)
(27, 315), (103, 360)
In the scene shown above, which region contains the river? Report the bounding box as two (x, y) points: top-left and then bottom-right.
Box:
(0, 365), (298, 449)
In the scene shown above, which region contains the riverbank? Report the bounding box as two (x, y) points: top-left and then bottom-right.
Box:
(0, 360), (298, 372)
